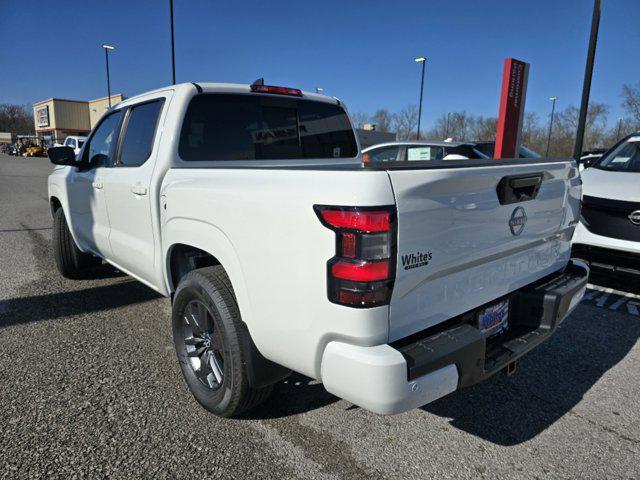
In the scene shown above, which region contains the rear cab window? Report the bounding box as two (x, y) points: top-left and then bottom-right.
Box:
(178, 94), (358, 161)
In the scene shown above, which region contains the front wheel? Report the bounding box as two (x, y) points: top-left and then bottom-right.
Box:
(52, 208), (101, 279)
(172, 266), (273, 417)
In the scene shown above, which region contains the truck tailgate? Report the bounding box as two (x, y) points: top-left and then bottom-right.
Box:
(386, 160), (581, 342)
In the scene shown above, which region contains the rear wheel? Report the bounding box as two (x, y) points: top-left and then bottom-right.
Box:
(52, 208), (101, 279)
(172, 266), (273, 417)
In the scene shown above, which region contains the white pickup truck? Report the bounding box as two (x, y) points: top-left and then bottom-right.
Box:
(47, 82), (588, 417)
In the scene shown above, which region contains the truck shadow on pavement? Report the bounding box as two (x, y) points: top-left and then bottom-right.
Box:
(241, 373), (340, 419)
(422, 288), (640, 446)
(0, 277), (161, 328)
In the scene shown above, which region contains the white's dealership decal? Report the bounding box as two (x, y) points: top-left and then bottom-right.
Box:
(401, 251), (433, 270)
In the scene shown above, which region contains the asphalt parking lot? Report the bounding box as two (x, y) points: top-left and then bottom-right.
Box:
(0, 153), (639, 479)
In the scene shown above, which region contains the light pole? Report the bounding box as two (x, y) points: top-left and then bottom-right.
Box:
(546, 96), (557, 157)
(616, 117), (623, 141)
(101, 45), (115, 108)
(170, 0), (176, 84)
(573, 0), (601, 160)
(415, 57), (426, 140)
(315, 87), (323, 94)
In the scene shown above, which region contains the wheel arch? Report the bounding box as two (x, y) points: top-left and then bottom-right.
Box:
(163, 218), (253, 323)
(50, 196), (62, 217)
(164, 218), (290, 388)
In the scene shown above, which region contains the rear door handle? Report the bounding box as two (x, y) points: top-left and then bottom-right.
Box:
(92, 181), (103, 189)
(131, 184), (148, 196)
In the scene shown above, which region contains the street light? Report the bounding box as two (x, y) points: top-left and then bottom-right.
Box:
(169, 0), (176, 84)
(315, 87), (323, 94)
(102, 44), (115, 108)
(414, 57), (426, 140)
(546, 96), (558, 157)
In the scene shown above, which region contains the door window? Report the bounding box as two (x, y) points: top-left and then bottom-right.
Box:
(67, 138), (76, 149)
(118, 100), (163, 167)
(84, 110), (124, 168)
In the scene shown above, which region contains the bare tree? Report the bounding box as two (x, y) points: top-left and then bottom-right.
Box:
(622, 81), (640, 128)
(370, 109), (394, 132)
(0, 104), (34, 135)
(349, 111), (369, 129)
(393, 105), (418, 140)
(469, 115), (497, 141)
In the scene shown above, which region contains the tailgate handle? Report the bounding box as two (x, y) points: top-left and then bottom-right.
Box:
(497, 173), (543, 205)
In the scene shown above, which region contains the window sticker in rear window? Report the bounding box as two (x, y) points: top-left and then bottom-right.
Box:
(408, 147), (431, 161)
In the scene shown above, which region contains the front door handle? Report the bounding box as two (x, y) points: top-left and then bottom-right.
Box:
(92, 181), (103, 189)
(131, 184), (148, 196)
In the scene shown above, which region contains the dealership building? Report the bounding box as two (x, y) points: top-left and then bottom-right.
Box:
(33, 94), (124, 143)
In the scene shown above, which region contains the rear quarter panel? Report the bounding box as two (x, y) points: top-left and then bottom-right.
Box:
(161, 168), (395, 379)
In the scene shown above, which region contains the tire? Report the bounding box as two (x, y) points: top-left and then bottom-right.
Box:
(52, 208), (100, 279)
(172, 266), (273, 417)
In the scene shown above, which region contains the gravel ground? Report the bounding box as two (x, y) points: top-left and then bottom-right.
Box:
(0, 153), (639, 479)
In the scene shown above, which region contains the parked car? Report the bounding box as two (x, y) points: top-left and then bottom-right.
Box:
(572, 133), (640, 275)
(473, 141), (541, 159)
(578, 148), (606, 171)
(47, 82), (588, 418)
(60, 135), (86, 156)
(362, 141), (489, 163)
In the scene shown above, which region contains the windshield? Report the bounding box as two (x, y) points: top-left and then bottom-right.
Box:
(594, 138), (640, 172)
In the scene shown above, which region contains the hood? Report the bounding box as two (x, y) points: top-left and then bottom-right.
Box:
(580, 167), (640, 202)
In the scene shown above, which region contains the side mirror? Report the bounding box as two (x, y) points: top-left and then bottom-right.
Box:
(48, 146), (77, 166)
(581, 158), (595, 169)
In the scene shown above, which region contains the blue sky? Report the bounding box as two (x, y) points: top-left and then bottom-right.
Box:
(0, 0), (637, 129)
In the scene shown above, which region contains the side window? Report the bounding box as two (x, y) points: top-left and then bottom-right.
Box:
(68, 139), (76, 149)
(118, 101), (163, 167)
(366, 146), (399, 163)
(85, 110), (124, 168)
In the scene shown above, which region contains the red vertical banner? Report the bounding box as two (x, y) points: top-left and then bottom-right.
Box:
(494, 58), (530, 159)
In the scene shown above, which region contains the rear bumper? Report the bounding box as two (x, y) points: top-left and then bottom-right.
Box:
(320, 260), (589, 415)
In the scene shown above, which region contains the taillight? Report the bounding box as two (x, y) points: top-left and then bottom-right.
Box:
(314, 205), (396, 308)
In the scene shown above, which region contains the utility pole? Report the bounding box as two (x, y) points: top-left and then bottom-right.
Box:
(573, 0), (601, 160)
(546, 97), (557, 156)
(170, 0), (176, 84)
(415, 57), (426, 140)
(616, 117), (623, 141)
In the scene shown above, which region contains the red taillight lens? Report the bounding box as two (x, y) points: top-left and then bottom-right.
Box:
(250, 84), (303, 96)
(331, 260), (389, 282)
(314, 205), (396, 308)
(318, 209), (390, 233)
